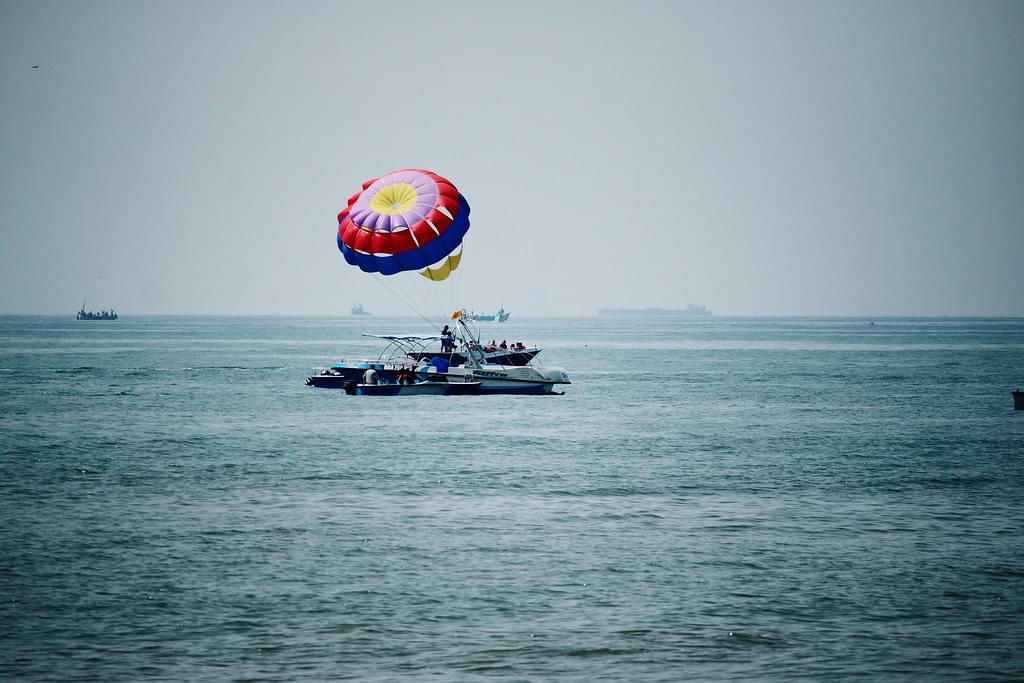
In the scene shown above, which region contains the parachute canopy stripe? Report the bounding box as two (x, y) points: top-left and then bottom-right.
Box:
(336, 169), (470, 276)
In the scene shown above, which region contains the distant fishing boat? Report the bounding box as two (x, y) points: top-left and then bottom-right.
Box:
(470, 306), (509, 322)
(351, 304), (371, 316)
(76, 300), (118, 320)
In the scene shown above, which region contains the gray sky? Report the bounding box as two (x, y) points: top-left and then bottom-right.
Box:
(2, 0), (1022, 316)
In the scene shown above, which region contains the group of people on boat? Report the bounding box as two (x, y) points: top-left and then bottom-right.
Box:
(362, 365), (417, 386)
(484, 340), (525, 353)
(436, 325), (528, 356)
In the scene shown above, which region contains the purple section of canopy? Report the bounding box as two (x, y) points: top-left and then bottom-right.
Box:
(349, 170), (439, 233)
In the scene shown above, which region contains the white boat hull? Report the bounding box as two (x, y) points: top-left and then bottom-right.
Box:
(424, 364), (570, 395)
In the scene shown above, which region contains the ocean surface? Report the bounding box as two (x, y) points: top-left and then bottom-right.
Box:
(1, 315), (1022, 681)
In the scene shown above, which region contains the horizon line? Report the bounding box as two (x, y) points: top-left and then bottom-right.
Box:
(2, 312), (1024, 319)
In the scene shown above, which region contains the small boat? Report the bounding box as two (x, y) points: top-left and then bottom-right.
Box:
(306, 361), (413, 388)
(76, 309), (118, 320)
(343, 380), (480, 396)
(305, 336), (460, 388)
(469, 306), (509, 322)
(1014, 389), (1024, 411)
(425, 362), (569, 395)
(76, 299), (118, 320)
(351, 303), (371, 316)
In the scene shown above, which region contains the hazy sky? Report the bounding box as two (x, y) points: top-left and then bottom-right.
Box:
(2, 0), (1022, 316)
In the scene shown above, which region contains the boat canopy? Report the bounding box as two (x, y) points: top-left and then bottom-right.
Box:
(362, 334), (444, 342)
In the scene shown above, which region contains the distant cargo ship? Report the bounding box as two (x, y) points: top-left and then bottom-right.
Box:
(597, 305), (711, 317)
(351, 304), (371, 316)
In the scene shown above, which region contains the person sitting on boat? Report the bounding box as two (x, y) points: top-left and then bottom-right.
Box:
(499, 340), (508, 350)
(363, 367), (378, 385)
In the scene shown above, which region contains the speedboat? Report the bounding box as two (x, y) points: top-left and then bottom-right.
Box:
(305, 335), (450, 388)
(414, 314), (569, 395)
(423, 362), (570, 395)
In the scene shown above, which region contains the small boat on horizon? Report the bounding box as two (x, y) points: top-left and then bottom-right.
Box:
(351, 303), (371, 316)
(76, 300), (118, 320)
(469, 306), (510, 322)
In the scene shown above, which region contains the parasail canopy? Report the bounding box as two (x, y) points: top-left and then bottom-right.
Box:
(336, 169), (470, 281)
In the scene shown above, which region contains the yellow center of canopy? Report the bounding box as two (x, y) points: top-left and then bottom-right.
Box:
(369, 183), (417, 215)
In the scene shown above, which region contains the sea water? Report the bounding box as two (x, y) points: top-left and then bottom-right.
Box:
(1, 315), (1022, 681)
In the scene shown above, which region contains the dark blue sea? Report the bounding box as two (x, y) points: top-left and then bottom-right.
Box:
(1, 315), (1022, 681)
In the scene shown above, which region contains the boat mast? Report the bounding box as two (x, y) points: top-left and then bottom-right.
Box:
(453, 312), (487, 368)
